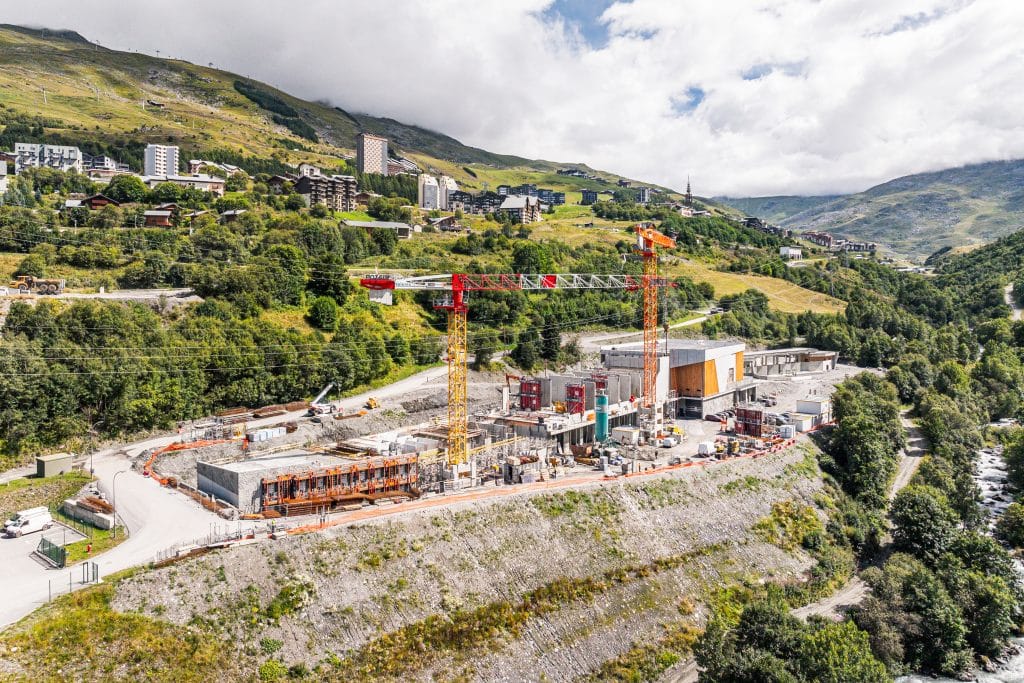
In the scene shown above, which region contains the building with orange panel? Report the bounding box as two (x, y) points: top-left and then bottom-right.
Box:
(601, 339), (756, 419)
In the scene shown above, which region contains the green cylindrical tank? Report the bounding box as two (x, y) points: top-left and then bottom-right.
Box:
(595, 392), (609, 442)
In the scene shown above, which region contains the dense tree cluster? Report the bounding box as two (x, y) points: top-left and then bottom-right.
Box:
(696, 595), (887, 682)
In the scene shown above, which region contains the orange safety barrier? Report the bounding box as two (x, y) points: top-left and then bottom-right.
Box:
(143, 439), (229, 484)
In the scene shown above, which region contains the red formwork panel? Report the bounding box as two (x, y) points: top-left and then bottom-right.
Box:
(520, 379), (542, 411)
(566, 383), (586, 415)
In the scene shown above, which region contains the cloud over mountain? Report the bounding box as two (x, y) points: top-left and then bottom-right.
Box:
(5, 0), (1023, 196)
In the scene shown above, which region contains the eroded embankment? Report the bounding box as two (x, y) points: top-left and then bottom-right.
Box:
(3, 446), (828, 682)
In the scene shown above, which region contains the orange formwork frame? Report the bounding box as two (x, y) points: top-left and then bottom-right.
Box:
(260, 454), (419, 515)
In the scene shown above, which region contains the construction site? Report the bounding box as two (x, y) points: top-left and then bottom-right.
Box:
(110, 226), (843, 520)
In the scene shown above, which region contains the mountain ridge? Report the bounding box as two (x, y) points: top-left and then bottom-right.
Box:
(0, 24), (675, 195)
(718, 158), (1024, 259)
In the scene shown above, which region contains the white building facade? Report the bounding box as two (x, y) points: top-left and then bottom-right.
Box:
(144, 144), (180, 177)
(13, 143), (83, 174)
(418, 174), (440, 210)
(439, 175), (458, 210)
(356, 133), (388, 175)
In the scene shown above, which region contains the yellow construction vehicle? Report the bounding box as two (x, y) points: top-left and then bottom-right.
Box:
(365, 397), (380, 410)
(8, 275), (65, 295)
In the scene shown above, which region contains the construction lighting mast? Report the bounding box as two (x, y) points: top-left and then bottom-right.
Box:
(360, 271), (672, 466)
(634, 226), (677, 408)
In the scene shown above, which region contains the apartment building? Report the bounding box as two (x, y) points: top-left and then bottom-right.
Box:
(499, 195), (542, 223)
(581, 189), (599, 205)
(13, 143), (83, 173)
(417, 174), (440, 210)
(356, 133), (388, 175)
(294, 174), (358, 211)
(144, 144), (179, 176)
(439, 175), (458, 210)
(140, 173), (226, 196)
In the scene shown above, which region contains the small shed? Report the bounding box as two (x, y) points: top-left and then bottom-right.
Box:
(36, 452), (74, 478)
(144, 210), (173, 227)
(219, 209), (247, 223)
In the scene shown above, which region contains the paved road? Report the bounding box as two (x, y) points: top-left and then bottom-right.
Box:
(664, 411), (927, 683)
(577, 313), (710, 352)
(0, 452), (220, 629)
(0, 363), (451, 630)
(1006, 284), (1023, 321)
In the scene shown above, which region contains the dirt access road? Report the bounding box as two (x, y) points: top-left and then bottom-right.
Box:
(1005, 284), (1023, 322)
(664, 411), (926, 683)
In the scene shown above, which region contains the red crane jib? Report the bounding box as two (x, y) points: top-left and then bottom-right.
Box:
(359, 273), (673, 292)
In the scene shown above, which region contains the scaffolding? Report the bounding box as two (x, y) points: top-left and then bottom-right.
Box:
(260, 454), (419, 516)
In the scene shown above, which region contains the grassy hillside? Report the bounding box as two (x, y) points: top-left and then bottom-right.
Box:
(0, 25), (675, 196)
(714, 195), (838, 223)
(721, 159), (1024, 260)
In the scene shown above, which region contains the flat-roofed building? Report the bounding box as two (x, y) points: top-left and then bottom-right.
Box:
(743, 347), (838, 379)
(601, 339), (756, 418)
(294, 174), (357, 211)
(14, 143), (83, 173)
(356, 132), (388, 175)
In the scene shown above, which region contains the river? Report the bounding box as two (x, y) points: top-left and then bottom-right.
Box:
(898, 445), (1024, 683)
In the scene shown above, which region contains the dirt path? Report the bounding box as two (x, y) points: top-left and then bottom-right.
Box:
(663, 411), (927, 683)
(1006, 283), (1023, 321)
(791, 411), (925, 621)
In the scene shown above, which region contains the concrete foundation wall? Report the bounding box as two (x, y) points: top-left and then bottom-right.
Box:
(61, 499), (114, 530)
(197, 461), (241, 508)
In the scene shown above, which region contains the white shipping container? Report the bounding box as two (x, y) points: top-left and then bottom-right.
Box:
(698, 441), (715, 455)
(796, 399), (830, 416)
(611, 426), (640, 446)
(779, 424), (796, 439)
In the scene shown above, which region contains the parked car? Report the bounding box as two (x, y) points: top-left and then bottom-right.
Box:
(704, 414), (723, 422)
(4, 507), (53, 537)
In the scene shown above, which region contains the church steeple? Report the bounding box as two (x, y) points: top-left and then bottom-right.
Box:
(684, 176), (693, 207)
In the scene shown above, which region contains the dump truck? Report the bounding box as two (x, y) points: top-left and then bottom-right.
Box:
(8, 275), (65, 295)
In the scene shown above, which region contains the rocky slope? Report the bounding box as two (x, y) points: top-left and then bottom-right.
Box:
(1, 446), (826, 682)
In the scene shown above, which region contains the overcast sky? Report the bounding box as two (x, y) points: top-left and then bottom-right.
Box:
(5, 0), (1024, 196)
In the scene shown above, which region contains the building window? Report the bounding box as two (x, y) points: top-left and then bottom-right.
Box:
(727, 368), (734, 385)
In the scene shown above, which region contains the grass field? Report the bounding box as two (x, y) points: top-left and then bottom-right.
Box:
(665, 260), (846, 314)
(0, 471), (93, 521)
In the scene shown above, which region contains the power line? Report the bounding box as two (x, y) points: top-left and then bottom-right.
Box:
(0, 313), (635, 374)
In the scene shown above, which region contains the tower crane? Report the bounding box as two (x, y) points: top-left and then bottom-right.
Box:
(360, 228), (676, 467)
(634, 226), (677, 408)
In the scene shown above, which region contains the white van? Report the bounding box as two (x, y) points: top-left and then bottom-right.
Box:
(4, 507), (53, 537)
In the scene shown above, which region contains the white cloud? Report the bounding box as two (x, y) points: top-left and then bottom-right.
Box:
(4, 0), (1024, 196)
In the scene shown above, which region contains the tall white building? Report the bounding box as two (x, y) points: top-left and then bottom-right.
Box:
(13, 143), (83, 174)
(0, 159), (7, 195)
(438, 175), (458, 210)
(356, 133), (388, 175)
(144, 144), (179, 176)
(418, 174), (440, 210)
